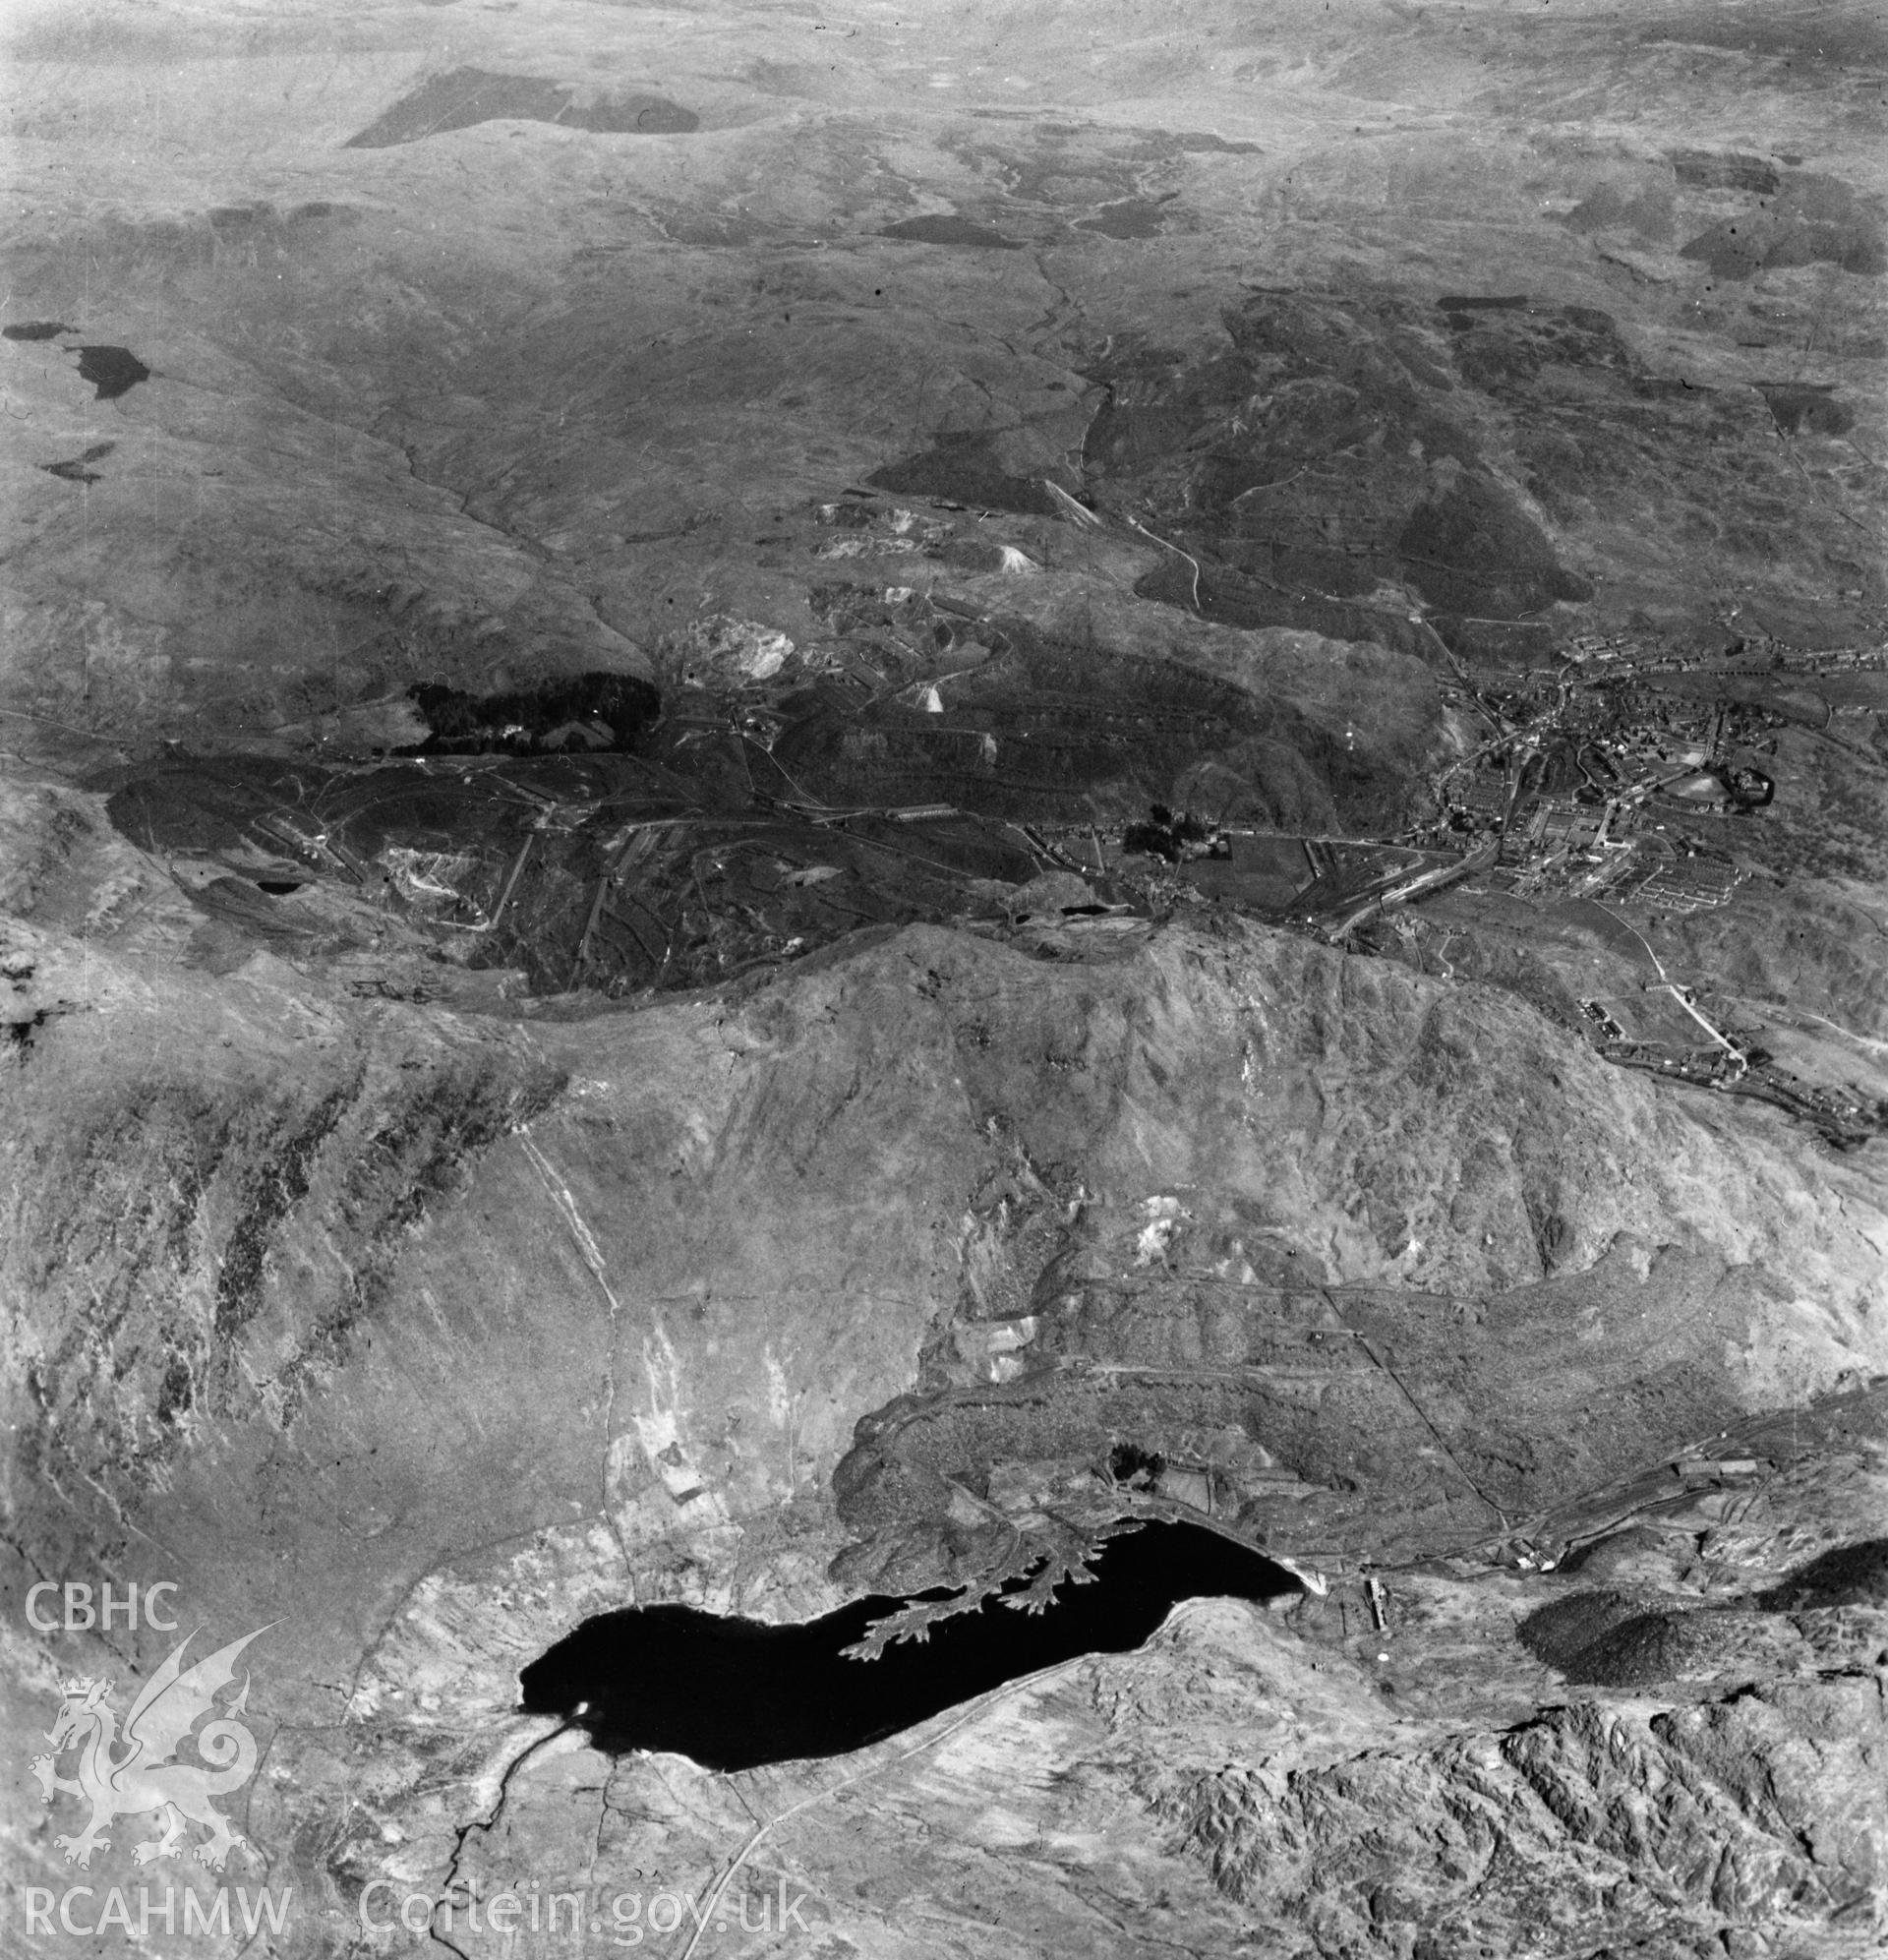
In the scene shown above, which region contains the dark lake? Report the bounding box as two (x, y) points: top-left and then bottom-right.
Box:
(520, 1520), (1299, 1770)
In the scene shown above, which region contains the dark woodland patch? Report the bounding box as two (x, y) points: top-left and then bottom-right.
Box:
(41, 442), (115, 485)
(72, 346), (150, 399)
(405, 671), (662, 755)
(1077, 200), (1171, 239)
(879, 214), (1024, 249)
(1754, 383), (1855, 437)
(867, 431), (1056, 513)
(346, 68), (697, 148)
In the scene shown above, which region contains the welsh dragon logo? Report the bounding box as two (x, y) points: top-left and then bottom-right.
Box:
(30, 1627), (267, 1871)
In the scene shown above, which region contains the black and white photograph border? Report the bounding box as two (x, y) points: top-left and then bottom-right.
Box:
(3, 3), (1886, 1956)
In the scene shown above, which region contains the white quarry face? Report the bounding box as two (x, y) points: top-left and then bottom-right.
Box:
(4, 4), (1886, 1956)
